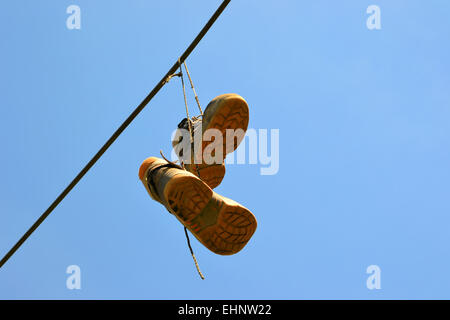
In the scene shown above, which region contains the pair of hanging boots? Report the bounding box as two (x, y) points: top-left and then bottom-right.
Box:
(139, 94), (257, 255)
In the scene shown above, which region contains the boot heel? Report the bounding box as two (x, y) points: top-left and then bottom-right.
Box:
(164, 174), (213, 223)
(194, 163), (226, 190)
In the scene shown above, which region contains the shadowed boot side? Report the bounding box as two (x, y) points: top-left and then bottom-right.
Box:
(139, 157), (257, 255)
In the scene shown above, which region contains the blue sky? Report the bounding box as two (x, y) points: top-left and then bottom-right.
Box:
(1, 0), (450, 299)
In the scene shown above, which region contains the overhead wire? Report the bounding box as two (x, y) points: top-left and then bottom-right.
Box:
(0, 0), (231, 269)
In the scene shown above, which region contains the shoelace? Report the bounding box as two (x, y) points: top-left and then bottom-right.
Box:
(155, 151), (205, 280)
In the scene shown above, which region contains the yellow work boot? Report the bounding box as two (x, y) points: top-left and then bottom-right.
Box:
(172, 93), (249, 189)
(139, 156), (257, 255)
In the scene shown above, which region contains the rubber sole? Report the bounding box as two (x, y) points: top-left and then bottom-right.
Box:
(188, 94), (249, 189)
(189, 163), (225, 190)
(202, 93), (249, 158)
(163, 173), (257, 255)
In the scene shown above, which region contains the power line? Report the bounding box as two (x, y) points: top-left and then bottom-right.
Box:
(0, 0), (231, 269)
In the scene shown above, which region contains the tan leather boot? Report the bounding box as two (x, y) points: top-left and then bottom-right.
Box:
(172, 93), (249, 189)
(139, 157), (257, 255)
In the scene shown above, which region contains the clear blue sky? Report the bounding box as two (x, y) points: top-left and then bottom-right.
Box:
(1, 0), (450, 299)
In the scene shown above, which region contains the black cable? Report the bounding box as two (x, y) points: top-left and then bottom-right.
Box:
(0, 0), (231, 269)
